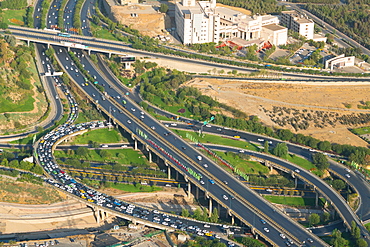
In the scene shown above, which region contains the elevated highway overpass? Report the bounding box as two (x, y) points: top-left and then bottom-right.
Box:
(49, 46), (329, 247)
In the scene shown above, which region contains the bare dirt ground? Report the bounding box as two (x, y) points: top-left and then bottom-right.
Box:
(185, 78), (370, 147)
(111, 5), (165, 37)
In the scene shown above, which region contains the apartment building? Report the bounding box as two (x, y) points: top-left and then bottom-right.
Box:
(280, 10), (314, 40)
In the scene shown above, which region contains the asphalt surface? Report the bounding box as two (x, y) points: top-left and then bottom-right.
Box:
(282, 3), (370, 57)
(2, 3), (368, 246)
(163, 122), (370, 242)
(8, 26), (370, 82)
(50, 44), (330, 246)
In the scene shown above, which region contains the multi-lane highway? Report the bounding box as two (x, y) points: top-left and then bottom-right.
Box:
(9, 26), (370, 81)
(47, 45), (329, 246)
(2, 1), (367, 246)
(34, 46), (242, 246)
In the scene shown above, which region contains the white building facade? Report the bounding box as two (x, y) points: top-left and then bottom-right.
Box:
(280, 10), (314, 40)
(175, 0), (287, 46)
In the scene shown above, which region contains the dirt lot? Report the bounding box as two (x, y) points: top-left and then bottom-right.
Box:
(185, 78), (370, 147)
(111, 5), (165, 37)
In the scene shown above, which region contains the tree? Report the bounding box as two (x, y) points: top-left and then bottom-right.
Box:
(331, 229), (346, 247)
(100, 150), (111, 160)
(309, 213), (320, 226)
(312, 153), (329, 170)
(159, 3), (169, 13)
(76, 147), (89, 157)
(321, 212), (330, 223)
(332, 179), (345, 191)
(272, 143), (288, 158)
(264, 140), (269, 153)
(357, 239), (368, 247)
(210, 208), (219, 223)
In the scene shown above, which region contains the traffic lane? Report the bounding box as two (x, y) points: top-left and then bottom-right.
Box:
(108, 111), (321, 244)
(33, 0), (43, 29)
(181, 123), (370, 222)
(58, 56), (304, 246)
(329, 160), (370, 221)
(47, 0), (60, 29)
(9, 26), (370, 82)
(36, 44), (64, 127)
(80, 0), (91, 36)
(63, 0), (77, 33)
(208, 145), (367, 239)
(68, 51), (320, 245)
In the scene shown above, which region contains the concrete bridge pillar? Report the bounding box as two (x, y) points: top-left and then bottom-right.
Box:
(93, 207), (100, 224)
(187, 181), (191, 199)
(108, 53), (111, 58)
(148, 150), (152, 163)
(208, 198), (212, 217)
(134, 139), (138, 150)
(167, 166), (171, 179)
(217, 203), (220, 216)
(231, 215), (234, 225)
(88, 49), (91, 55)
(195, 187), (199, 199)
(27, 40), (30, 46)
(67, 46), (70, 52)
(47, 43), (50, 49)
(315, 191), (319, 207)
(294, 176), (298, 188)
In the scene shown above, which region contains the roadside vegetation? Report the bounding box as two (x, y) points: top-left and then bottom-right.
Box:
(0, 176), (64, 204)
(263, 195), (325, 208)
(0, 40), (51, 135)
(93, 2), (369, 77)
(68, 128), (126, 145)
(54, 148), (148, 168)
(79, 178), (162, 192)
(99, 60), (370, 178)
(306, 2), (370, 53)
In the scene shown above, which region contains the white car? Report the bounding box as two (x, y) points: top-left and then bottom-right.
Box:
(263, 227), (269, 233)
(295, 169), (300, 173)
(223, 195), (228, 200)
(203, 224), (210, 228)
(345, 173), (350, 178)
(257, 138), (264, 142)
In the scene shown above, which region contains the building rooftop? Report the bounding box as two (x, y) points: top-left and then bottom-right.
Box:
(229, 37), (264, 47)
(282, 10), (313, 24)
(215, 6), (243, 17)
(262, 24), (286, 31)
(177, 2), (203, 15)
(261, 15), (277, 21)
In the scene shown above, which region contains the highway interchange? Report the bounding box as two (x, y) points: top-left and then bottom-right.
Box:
(2, 0), (370, 246)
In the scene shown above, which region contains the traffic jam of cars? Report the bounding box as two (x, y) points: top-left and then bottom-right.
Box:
(35, 73), (235, 247)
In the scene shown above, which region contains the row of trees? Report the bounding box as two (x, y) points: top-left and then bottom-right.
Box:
(215, 0), (286, 14)
(0, 0), (27, 9)
(0, 158), (44, 175)
(93, 0), (370, 77)
(132, 61), (370, 168)
(57, 0), (69, 30)
(181, 207), (219, 223)
(39, 0), (52, 29)
(306, 3), (370, 50)
(24, 6), (34, 27)
(72, 0), (85, 32)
